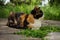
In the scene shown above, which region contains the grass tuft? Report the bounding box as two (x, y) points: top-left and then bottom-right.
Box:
(15, 26), (60, 38)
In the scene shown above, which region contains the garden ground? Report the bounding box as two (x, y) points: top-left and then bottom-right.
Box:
(0, 19), (60, 40)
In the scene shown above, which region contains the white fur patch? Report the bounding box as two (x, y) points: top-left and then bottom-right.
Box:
(31, 15), (44, 30)
(29, 19), (41, 30)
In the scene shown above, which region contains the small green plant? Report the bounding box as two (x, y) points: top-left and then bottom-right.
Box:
(15, 26), (60, 38)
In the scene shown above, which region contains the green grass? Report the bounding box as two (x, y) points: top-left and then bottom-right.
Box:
(15, 26), (60, 38)
(0, 4), (34, 18)
(0, 3), (60, 21)
(42, 5), (60, 21)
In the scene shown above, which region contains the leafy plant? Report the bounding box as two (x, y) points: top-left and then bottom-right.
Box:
(42, 5), (60, 20)
(15, 26), (60, 38)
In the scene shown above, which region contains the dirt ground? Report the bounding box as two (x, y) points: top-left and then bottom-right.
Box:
(0, 18), (41, 40)
(0, 18), (60, 40)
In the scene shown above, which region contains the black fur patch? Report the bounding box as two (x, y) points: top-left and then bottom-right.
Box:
(23, 14), (29, 29)
(15, 12), (24, 20)
(31, 8), (43, 19)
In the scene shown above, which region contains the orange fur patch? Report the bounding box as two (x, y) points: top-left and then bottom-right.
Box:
(19, 14), (26, 27)
(27, 14), (35, 29)
(19, 14), (35, 28)
(27, 14), (34, 24)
